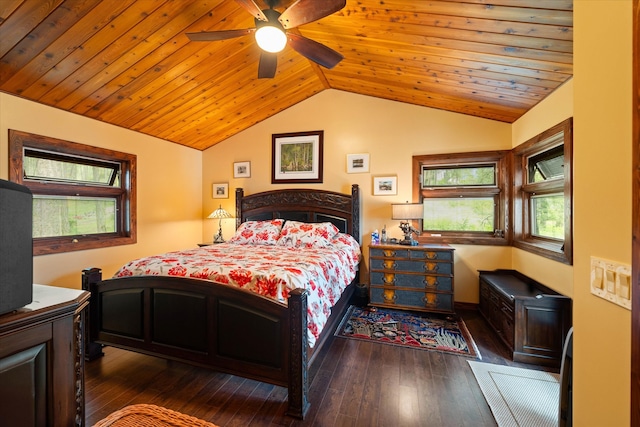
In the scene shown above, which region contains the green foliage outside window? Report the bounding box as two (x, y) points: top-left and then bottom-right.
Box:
(422, 165), (495, 187)
(423, 198), (495, 232)
(32, 196), (116, 238)
(531, 194), (564, 239)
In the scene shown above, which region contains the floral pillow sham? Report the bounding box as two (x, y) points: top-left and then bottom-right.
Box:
(227, 219), (284, 245)
(276, 220), (340, 248)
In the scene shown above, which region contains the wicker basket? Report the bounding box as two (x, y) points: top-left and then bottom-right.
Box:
(93, 404), (218, 427)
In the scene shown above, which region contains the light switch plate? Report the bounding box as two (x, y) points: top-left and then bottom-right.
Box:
(590, 256), (631, 310)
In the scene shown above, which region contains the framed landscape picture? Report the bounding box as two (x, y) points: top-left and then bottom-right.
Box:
(272, 130), (323, 183)
(212, 183), (229, 199)
(233, 161), (251, 178)
(347, 153), (370, 173)
(373, 175), (397, 195)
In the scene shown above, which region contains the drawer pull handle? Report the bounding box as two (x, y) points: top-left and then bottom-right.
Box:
(423, 277), (438, 288)
(383, 260), (397, 270)
(383, 290), (397, 303)
(383, 273), (396, 285)
(383, 250), (396, 257)
(422, 293), (438, 307)
(425, 251), (437, 259)
(424, 262), (438, 272)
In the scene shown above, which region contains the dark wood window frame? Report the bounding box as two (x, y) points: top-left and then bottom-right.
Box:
(412, 151), (511, 246)
(512, 118), (573, 265)
(9, 130), (137, 256)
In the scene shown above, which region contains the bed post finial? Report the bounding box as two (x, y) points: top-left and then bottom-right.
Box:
(235, 188), (244, 230)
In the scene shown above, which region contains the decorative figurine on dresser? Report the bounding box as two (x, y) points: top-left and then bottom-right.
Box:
(369, 243), (455, 314)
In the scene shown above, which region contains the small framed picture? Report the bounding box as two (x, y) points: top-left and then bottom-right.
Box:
(212, 183), (229, 199)
(373, 176), (397, 195)
(233, 161), (251, 178)
(347, 153), (370, 173)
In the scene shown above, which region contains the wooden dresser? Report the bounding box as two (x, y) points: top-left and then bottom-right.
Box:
(369, 244), (455, 314)
(478, 269), (572, 367)
(0, 285), (90, 427)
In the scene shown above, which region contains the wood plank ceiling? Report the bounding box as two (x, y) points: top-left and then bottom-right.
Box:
(0, 0), (573, 151)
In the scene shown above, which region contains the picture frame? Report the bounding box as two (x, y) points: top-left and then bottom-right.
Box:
(373, 175), (397, 195)
(346, 153), (370, 173)
(272, 130), (323, 184)
(233, 161), (251, 178)
(212, 182), (229, 199)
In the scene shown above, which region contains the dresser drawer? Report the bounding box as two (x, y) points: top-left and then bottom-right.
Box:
(370, 247), (453, 262)
(370, 286), (454, 312)
(370, 271), (453, 292)
(370, 258), (453, 275)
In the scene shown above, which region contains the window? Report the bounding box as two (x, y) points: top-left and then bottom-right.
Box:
(9, 130), (136, 255)
(512, 118), (573, 264)
(412, 151), (510, 245)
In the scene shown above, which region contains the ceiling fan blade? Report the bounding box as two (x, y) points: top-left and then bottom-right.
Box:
(287, 33), (343, 69)
(258, 52), (278, 79)
(279, 0), (346, 29)
(186, 28), (255, 42)
(234, 0), (268, 21)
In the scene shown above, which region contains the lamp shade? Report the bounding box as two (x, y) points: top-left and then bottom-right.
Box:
(207, 205), (232, 219)
(391, 203), (423, 220)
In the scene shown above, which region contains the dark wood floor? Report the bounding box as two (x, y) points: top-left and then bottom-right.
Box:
(84, 308), (557, 426)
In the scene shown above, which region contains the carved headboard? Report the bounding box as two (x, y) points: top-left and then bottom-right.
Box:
(235, 185), (360, 242)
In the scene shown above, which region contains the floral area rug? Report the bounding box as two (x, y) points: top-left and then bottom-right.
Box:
(335, 305), (481, 359)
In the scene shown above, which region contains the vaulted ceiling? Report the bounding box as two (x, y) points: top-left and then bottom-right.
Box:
(0, 0), (573, 150)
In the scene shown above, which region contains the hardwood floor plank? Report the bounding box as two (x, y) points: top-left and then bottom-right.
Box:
(338, 340), (373, 418)
(378, 344), (401, 427)
(354, 341), (383, 426)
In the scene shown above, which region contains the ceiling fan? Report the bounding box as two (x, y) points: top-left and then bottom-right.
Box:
(186, 0), (345, 78)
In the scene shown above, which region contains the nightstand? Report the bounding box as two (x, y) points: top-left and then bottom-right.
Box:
(369, 243), (455, 314)
(198, 241), (226, 247)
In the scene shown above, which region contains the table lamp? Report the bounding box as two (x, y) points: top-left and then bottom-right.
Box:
(391, 202), (422, 245)
(207, 205), (233, 243)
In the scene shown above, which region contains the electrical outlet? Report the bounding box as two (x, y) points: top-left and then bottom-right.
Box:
(590, 256), (631, 310)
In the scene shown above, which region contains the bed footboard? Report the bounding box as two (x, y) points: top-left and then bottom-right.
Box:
(81, 268), (310, 419)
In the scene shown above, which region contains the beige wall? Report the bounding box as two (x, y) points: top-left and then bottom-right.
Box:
(0, 93), (203, 288)
(203, 90), (513, 303)
(572, 1), (633, 425)
(511, 81), (574, 297)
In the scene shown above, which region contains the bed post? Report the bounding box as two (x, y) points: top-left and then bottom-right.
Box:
(286, 288), (310, 419)
(351, 184), (360, 242)
(81, 267), (104, 361)
(235, 187), (244, 230)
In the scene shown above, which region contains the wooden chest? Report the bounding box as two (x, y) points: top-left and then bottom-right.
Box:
(369, 244), (455, 314)
(478, 269), (572, 367)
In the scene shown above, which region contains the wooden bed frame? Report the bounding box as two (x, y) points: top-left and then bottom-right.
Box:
(82, 185), (360, 419)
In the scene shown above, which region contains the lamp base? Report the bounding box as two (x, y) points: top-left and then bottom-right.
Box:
(213, 228), (225, 243)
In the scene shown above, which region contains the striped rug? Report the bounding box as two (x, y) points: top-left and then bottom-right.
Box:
(468, 361), (560, 427)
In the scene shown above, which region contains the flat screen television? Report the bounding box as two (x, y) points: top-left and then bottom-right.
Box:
(0, 178), (33, 315)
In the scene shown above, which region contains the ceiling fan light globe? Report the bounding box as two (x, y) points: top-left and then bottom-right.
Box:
(255, 26), (287, 53)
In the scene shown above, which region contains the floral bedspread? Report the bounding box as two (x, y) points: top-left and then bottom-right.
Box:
(114, 234), (361, 348)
